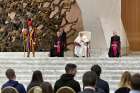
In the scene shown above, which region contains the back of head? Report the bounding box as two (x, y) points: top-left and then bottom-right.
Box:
(83, 71), (97, 87)
(2, 87), (19, 93)
(56, 87), (76, 93)
(6, 69), (15, 80)
(91, 64), (101, 77)
(28, 86), (42, 93)
(65, 63), (77, 75)
(131, 73), (140, 91)
(120, 71), (131, 88)
(34, 87), (42, 93)
(31, 70), (43, 83)
(40, 82), (53, 93)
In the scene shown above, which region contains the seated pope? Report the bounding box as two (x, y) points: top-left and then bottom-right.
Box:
(74, 33), (90, 57)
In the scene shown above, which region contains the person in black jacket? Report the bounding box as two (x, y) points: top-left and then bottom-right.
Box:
(91, 65), (109, 93)
(2, 69), (26, 93)
(54, 63), (81, 93)
(27, 70), (44, 92)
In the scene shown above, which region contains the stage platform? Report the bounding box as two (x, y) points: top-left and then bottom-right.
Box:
(0, 52), (140, 93)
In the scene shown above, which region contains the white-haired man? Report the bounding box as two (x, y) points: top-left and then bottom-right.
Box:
(74, 33), (90, 57)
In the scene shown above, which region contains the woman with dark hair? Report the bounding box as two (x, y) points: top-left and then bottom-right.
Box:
(27, 70), (44, 92)
(40, 82), (53, 93)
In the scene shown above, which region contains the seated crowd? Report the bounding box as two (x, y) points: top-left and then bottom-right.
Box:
(1, 64), (140, 93)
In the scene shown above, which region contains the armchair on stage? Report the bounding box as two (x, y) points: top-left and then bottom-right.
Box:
(74, 31), (91, 57)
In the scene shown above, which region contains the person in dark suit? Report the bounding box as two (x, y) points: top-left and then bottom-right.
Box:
(54, 63), (81, 93)
(2, 69), (26, 93)
(91, 65), (109, 93)
(79, 71), (99, 93)
(108, 32), (121, 57)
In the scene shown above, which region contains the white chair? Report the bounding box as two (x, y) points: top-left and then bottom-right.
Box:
(79, 31), (91, 41)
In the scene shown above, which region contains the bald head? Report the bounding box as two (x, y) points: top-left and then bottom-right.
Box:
(113, 31), (117, 36)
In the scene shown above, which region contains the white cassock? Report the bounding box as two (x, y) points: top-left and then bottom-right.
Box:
(74, 35), (90, 57)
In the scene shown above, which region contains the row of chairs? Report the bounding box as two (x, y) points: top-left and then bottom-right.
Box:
(2, 86), (76, 93)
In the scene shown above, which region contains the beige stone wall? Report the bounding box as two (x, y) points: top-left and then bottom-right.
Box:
(77, 0), (129, 55)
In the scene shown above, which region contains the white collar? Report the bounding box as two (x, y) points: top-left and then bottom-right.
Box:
(130, 90), (140, 93)
(84, 86), (95, 91)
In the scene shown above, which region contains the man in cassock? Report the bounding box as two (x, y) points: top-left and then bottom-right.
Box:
(52, 31), (64, 57)
(74, 33), (90, 57)
(61, 30), (67, 50)
(108, 32), (121, 57)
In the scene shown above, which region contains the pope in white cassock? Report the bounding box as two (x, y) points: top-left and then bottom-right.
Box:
(74, 33), (90, 57)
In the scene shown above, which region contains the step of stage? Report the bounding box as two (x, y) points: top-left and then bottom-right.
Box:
(0, 52), (140, 93)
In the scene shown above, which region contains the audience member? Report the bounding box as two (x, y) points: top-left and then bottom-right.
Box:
(79, 71), (97, 93)
(91, 65), (109, 93)
(54, 63), (81, 93)
(115, 71), (131, 93)
(129, 73), (140, 93)
(2, 87), (19, 93)
(27, 70), (44, 92)
(3, 65), (140, 93)
(40, 82), (53, 93)
(2, 69), (26, 93)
